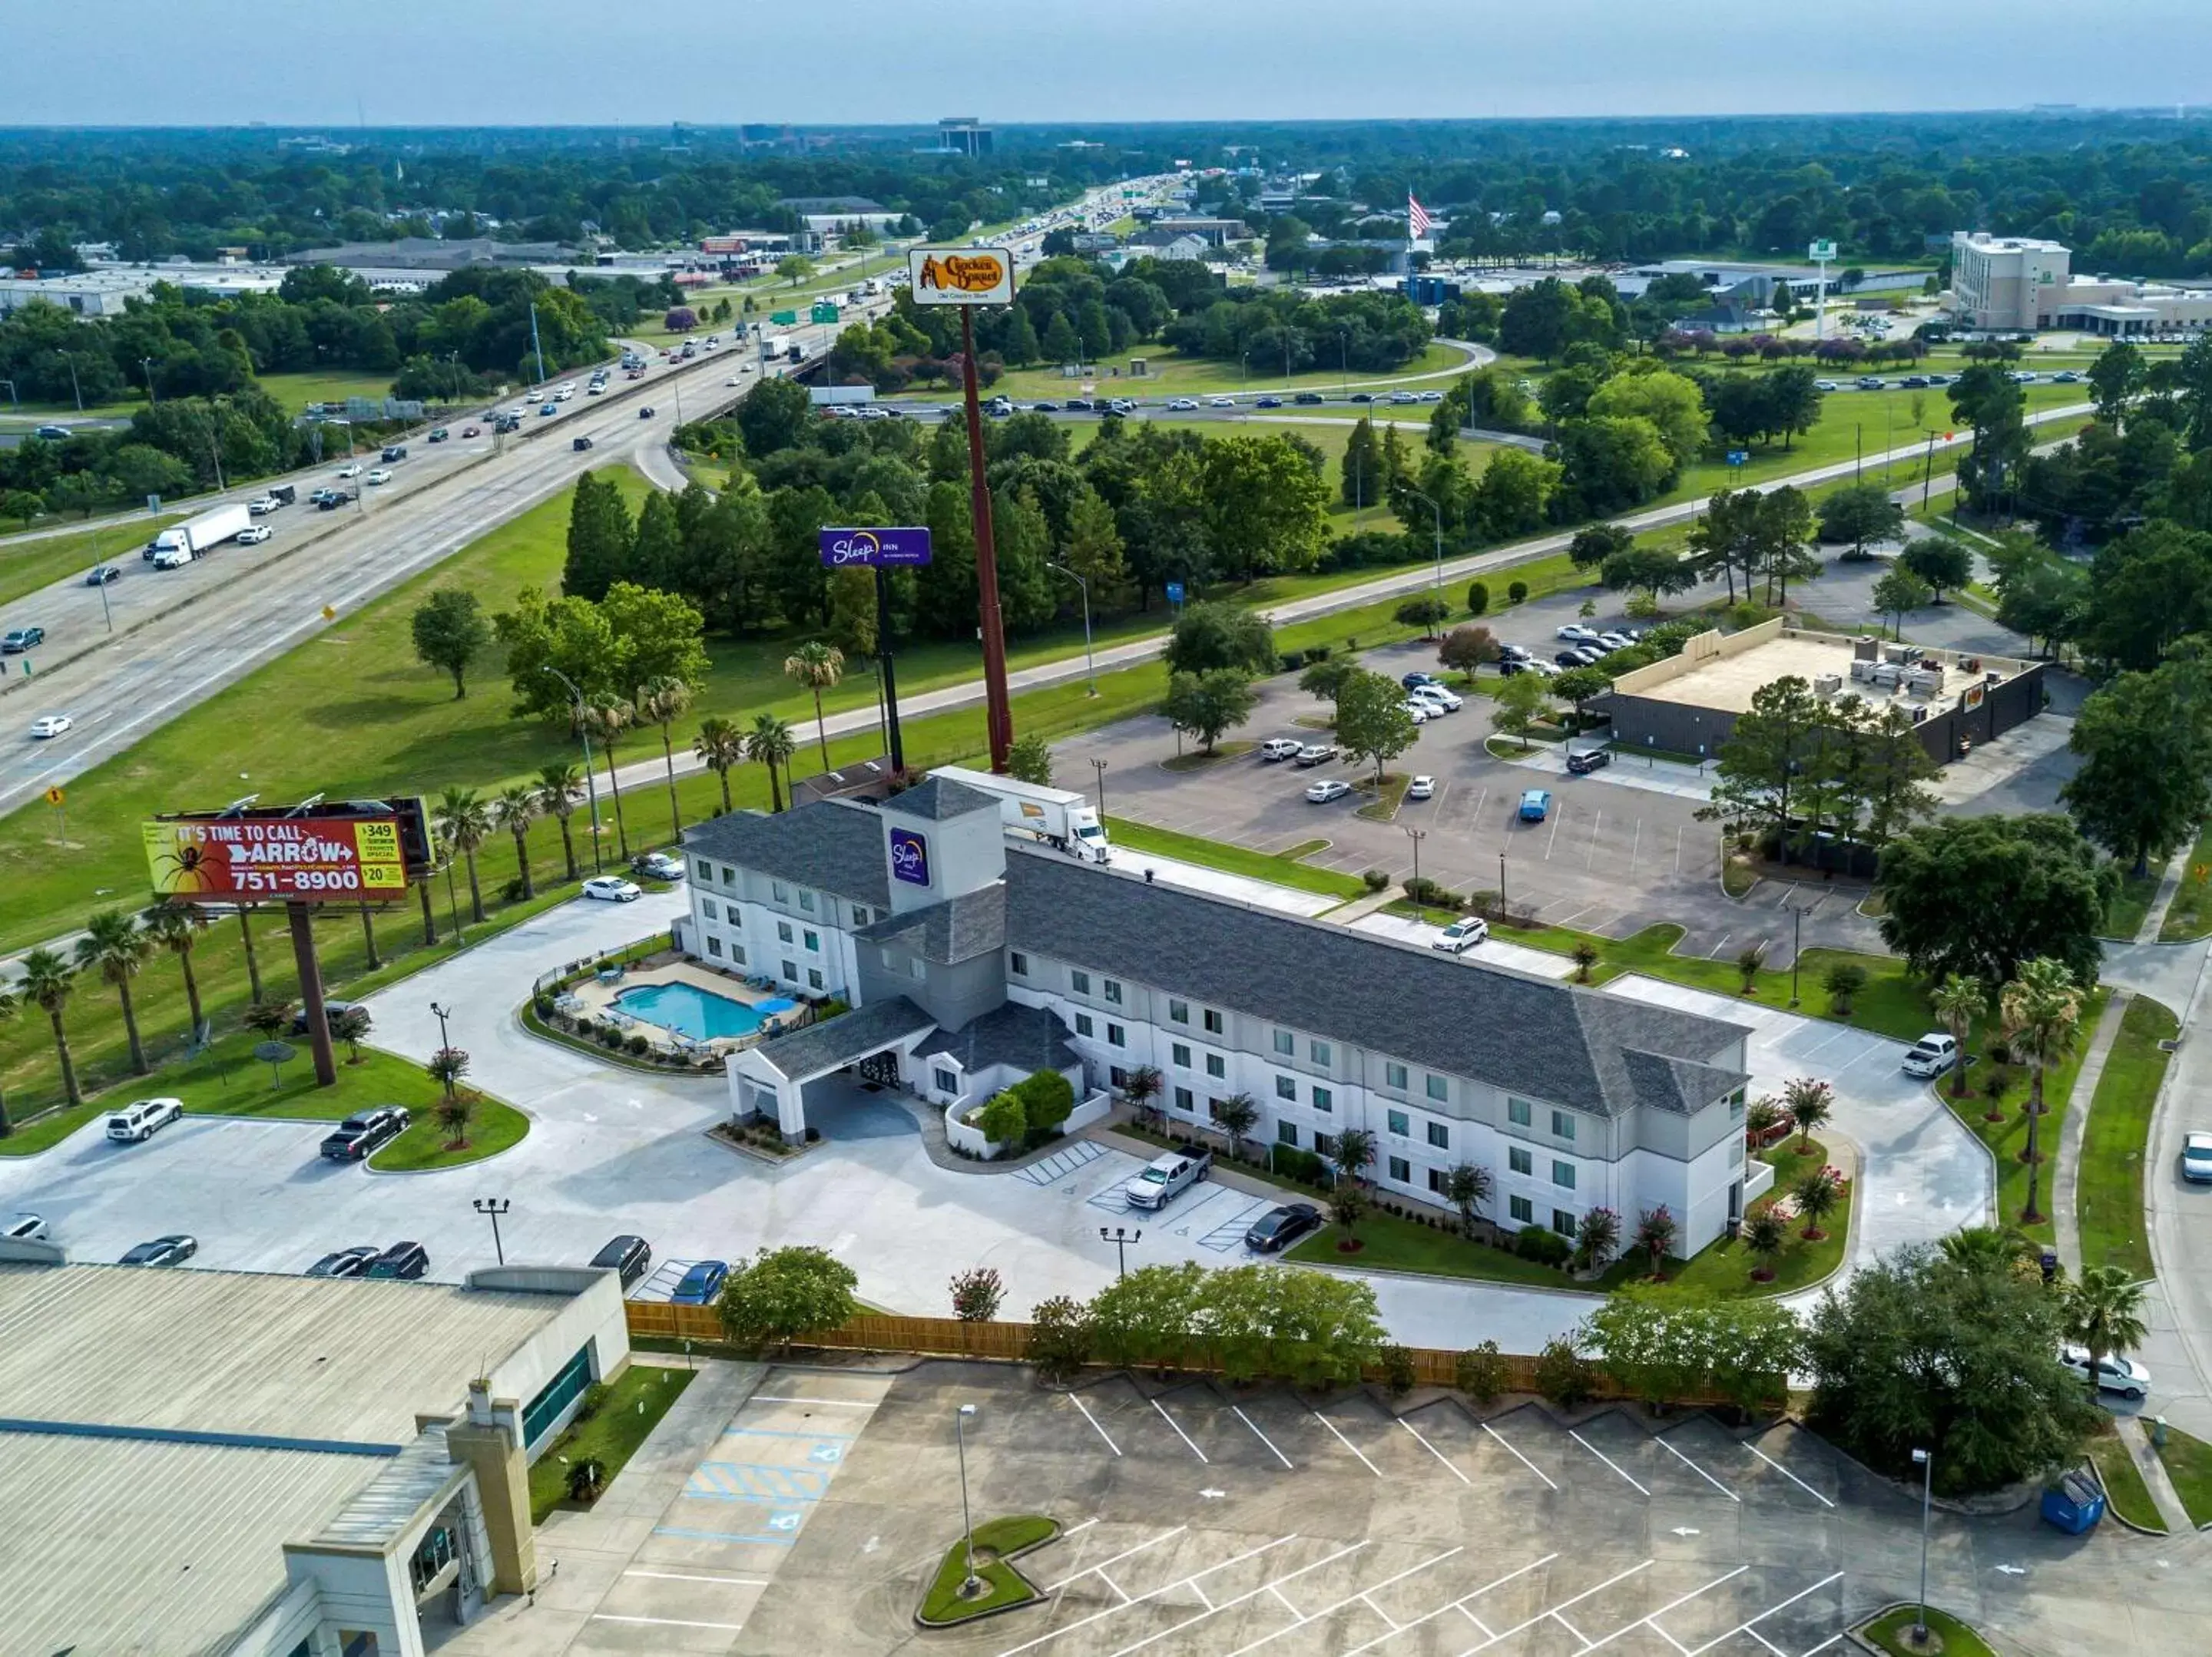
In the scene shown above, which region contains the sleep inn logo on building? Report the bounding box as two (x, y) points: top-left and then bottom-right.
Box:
(889, 826), (930, 886)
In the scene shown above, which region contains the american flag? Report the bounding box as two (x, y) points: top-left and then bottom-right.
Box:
(1408, 193), (1432, 238)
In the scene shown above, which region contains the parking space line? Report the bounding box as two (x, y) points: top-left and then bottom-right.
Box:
(1482, 1421), (1559, 1490)
(1098, 1569), (1130, 1603)
(1680, 1572), (1845, 1657)
(1555, 1611), (1591, 1646)
(1657, 1437), (1740, 1501)
(1068, 1391), (1122, 1457)
(1747, 1631), (1790, 1657)
(1675, 825), (1683, 872)
(1151, 1397), (1210, 1462)
(1095, 1543), (1364, 1657)
(1361, 1591), (1402, 1630)
(1221, 1546), (1462, 1657)
(1336, 1552), (1560, 1657)
(1270, 1583), (1302, 1618)
(1584, 811), (1603, 869)
(1798, 1636), (1845, 1655)
(1743, 1443), (1837, 1507)
(1569, 1429), (1651, 1495)
(1455, 1559), (1654, 1655)
(1570, 1566), (1747, 1653)
(622, 1569), (769, 1586)
(1630, 818), (1641, 875)
(1235, 1404), (1295, 1469)
(1040, 1525), (1184, 1593)
(1544, 810), (1563, 859)
(1190, 1581), (1213, 1612)
(1030, 1536), (1307, 1657)
(593, 1614), (747, 1631)
(1399, 1417), (1472, 1483)
(1308, 1407), (1384, 1476)
(749, 1395), (876, 1408)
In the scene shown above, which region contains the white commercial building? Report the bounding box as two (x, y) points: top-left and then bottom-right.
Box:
(1949, 230), (2212, 336)
(682, 775), (1763, 1257)
(0, 268), (162, 316)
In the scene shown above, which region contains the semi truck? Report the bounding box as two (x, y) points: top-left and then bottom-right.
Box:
(932, 766), (1113, 863)
(144, 501), (252, 567)
(760, 334), (789, 359)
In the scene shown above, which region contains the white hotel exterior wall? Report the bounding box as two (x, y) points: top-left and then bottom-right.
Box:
(683, 856), (867, 999)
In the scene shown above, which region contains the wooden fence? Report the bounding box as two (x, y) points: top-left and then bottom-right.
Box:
(621, 1305), (1737, 1406)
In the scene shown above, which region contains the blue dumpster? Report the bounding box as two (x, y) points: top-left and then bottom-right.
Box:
(2041, 1469), (2105, 1534)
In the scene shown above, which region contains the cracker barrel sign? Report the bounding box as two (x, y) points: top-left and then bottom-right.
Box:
(909, 246), (1017, 306)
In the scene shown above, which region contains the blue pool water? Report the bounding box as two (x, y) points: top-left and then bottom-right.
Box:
(612, 983), (798, 1042)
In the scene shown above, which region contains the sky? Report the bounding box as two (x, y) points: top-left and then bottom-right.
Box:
(14, 0), (2212, 126)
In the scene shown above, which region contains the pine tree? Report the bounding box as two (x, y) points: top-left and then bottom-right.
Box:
(630, 491), (683, 594)
(562, 471), (636, 602)
(993, 486), (1059, 633)
(1041, 310), (1079, 365)
(1002, 306), (1040, 365)
(1342, 416), (1380, 508)
(1379, 423), (1411, 498)
(1062, 485), (1134, 610)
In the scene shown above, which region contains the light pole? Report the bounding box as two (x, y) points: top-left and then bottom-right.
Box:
(1498, 851), (1508, 913)
(542, 666), (604, 873)
(1339, 327), (1349, 401)
(0, 378), (15, 411)
(64, 354), (83, 412)
(1098, 1225), (1142, 1278)
(429, 1001), (456, 1097)
(1402, 485), (1446, 629)
(1788, 904), (1805, 1007)
(1403, 823), (1427, 911)
(955, 1404), (981, 1596)
(140, 356), (158, 405)
(473, 1196), (511, 1265)
(1911, 1447), (1932, 1645)
(1050, 564), (1096, 696)
(1091, 757), (1108, 820)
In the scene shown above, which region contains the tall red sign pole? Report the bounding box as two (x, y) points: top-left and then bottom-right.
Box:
(959, 306), (1014, 772)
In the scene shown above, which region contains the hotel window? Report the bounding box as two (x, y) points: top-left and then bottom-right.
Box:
(1386, 1109), (1410, 1137)
(772, 881), (787, 903)
(1276, 1076), (1297, 1101)
(1385, 1062), (1408, 1090)
(1104, 979), (1123, 1004)
(1071, 971), (1091, 995)
(1309, 1039), (1331, 1066)
(803, 931), (820, 952)
(1273, 1030), (1294, 1057)
(1010, 951), (1028, 976)
(781, 958), (798, 981)
(700, 901), (717, 921)
(1204, 1010), (1225, 1036)
(1509, 1196), (1534, 1224)
(730, 944), (747, 965)
(1205, 1054), (1226, 1079)
(852, 906), (869, 927)
(1174, 1086), (1194, 1113)
(694, 858), (712, 881)
(911, 959), (926, 980)
(1389, 1156), (1411, 1183)
(1508, 1098), (1533, 1127)
(706, 938), (723, 957)
(1427, 1122), (1449, 1150)
(935, 1068), (959, 1094)
(1509, 1146), (1533, 1176)
(720, 865), (734, 885)
(1314, 1132), (1336, 1157)
(1554, 1209), (1578, 1236)
(777, 921), (793, 944)
(1169, 1000), (1190, 1024)
(1312, 1086), (1333, 1113)
(1172, 1043), (1192, 1068)
(799, 890), (816, 913)
(1551, 1110), (1576, 1142)
(1075, 1014), (1094, 1037)
(807, 969), (825, 991)
(1110, 1066), (1129, 1089)
(1426, 1075), (1448, 1103)
(1107, 1023), (1127, 1048)
(1552, 1160), (1576, 1189)
(1277, 1122), (1300, 1147)
(1427, 1168), (1448, 1195)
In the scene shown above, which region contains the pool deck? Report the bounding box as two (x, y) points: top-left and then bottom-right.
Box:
(561, 957), (802, 1056)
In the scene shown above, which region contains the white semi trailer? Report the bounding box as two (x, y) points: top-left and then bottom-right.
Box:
(146, 502), (251, 565)
(932, 766), (1112, 863)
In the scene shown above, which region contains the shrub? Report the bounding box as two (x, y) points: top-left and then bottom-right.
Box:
(949, 1266), (1005, 1321)
(1379, 1344), (1418, 1395)
(1280, 652), (1306, 673)
(803, 1126), (820, 1143)
(1027, 1295), (1093, 1384)
(566, 1457), (608, 1503)
(977, 1090), (1028, 1147)
(573, 1380), (611, 1424)
(1534, 1338), (1596, 1410)
(598, 1026), (623, 1049)
(1823, 961), (1869, 1014)
(1455, 1341), (1510, 1406)
(625, 1034), (651, 1055)
(1507, 579), (1528, 604)
(1514, 1225), (1573, 1268)
(1303, 645), (1332, 664)
(1403, 875), (1459, 908)
(1015, 1068), (1076, 1133)
(532, 993), (555, 1020)
(502, 876), (528, 902)
(1466, 580), (1490, 615)
(1363, 868), (1389, 892)
(1271, 1146), (1329, 1187)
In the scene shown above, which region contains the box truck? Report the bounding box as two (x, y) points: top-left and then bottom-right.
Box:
(931, 766), (1112, 863)
(144, 502), (252, 564)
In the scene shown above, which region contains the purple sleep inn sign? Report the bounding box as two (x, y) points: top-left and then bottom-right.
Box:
(819, 527), (933, 568)
(889, 827), (931, 887)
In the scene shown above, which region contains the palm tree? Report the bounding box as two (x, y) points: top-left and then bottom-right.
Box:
(1213, 1092), (1259, 1162)
(495, 783), (537, 901)
(1939, 1225), (2035, 1278)
(1443, 1163), (1493, 1238)
(1632, 1205), (1677, 1275)
(2002, 956), (2083, 1226)
(636, 674), (695, 836)
(433, 786), (494, 924)
(1742, 1208), (1788, 1282)
(1573, 1206), (1621, 1272)
(693, 716), (747, 815)
(783, 640), (846, 772)
(76, 908), (152, 1076)
(2065, 1265), (2150, 1402)
(1121, 1063), (1164, 1129)
(536, 762), (586, 881)
(1790, 1167), (1843, 1241)
(1783, 1076), (1834, 1153)
(581, 693), (635, 858)
(141, 899), (210, 1037)
(21, 947), (80, 1106)
(1330, 1184), (1367, 1247)
(0, 986), (16, 1136)
(1930, 973), (1986, 1100)
(1332, 1126), (1377, 1186)
(746, 713), (797, 812)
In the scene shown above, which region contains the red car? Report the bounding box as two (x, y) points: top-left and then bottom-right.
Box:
(460, 425), (480, 438)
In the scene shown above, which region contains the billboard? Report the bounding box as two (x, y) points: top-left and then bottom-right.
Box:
(909, 247), (1017, 306)
(1808, 239), (1837, 262)
(819, 527), (933, 568)
(143, 813), (409, 902)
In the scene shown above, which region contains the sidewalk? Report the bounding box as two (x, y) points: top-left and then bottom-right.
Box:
(2052, 989), (2131, 1273)
(2114, 1414), (2197, 1534)
(2137, 840), (2197, 944)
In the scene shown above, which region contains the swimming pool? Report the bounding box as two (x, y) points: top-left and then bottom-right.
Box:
(611, 982), (798, 1042)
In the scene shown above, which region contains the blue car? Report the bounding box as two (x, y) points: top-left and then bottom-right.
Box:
(671, 1258), (729, 1305)
(1518, 789), (1553, 822)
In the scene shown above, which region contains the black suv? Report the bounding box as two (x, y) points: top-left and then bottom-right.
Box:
(590, 1234), (654, 1289)
(295, 1000), (369, 1036)
(1293, 391), (1326, 405)
(320, 1106), (410, 1161)
(365, 1240), (429, 1280)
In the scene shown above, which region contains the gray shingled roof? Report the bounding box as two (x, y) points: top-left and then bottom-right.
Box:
(1620, 1050), (1753, 1117)
(681, 801), (888, 909)
(916, 1002), (1079, 1076)
(884, 776), (1000, 822)
(1000, 848), (1748, 1118)
(750, 997), (934, 1080)
(856, 885), (1006, 965)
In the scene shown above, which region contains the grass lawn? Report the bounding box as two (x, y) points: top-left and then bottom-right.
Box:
(2077, 995), (2178, 1281)
(959, 340), (1472, 404)
(173, 1033), (445, 1121)
(1656, 1136), (1849, 1297)
(255, 369), (402, 413)
(528, 1362), (697, 1523)
(2102, 871), (2161, 942)
(1286, 1206), (1594, 1289)
(917, 1515), (1057, 1625)
(2158, 824), (2212, 941)
(1161, 741), (1254, 772)
(1106, 815), (1367, 901)
(1857, 1605), (1998, 1657)
(2152, 1421), (2212, 1528)
(1353, 771), (1412, 822)
(369, 1093), (531, 1172)
(0, 511), (188, 607)
(2085, 1424), (2166, 1532)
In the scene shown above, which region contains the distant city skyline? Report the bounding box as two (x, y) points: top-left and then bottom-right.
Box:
(15, 0), (2212, 127)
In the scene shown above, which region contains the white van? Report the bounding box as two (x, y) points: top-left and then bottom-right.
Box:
(1124, 1148), (1210, 1211)
(107, 1097), (184, 1143)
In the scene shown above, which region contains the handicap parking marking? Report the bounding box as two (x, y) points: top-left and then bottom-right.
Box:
(687, 1460), (833, 1503)
(1016, 1139), (1110, 1186)
(1194, 1194), (1276, 1251)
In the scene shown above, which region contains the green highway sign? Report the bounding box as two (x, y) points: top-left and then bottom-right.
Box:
(810, 301), (839, 323)
(770, 309), (798, 326)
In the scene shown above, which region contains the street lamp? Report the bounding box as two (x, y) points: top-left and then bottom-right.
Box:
(1498, 851), (1508, 913)
(1911, 1447), (1932, 1644)
(542, 665), (604, 873)
(0, 379), (15, 412)
(1403, 823), (1427, 912)
(1098, 1225), (1142, 1278)
(473, 1196), (511, 1265)
(140, 356), (158, 405)
(1090, 757), (1108, 820)
(1049, 564), (1097, 696)
(1788, 904), (1805, 1008)
(1401, 485), (1447, 629)
(955, 1404), (981, 1596)
(429, 1000), (456, 1097)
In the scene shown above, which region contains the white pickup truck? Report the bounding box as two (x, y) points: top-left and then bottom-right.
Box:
(1900, 1032), (1959, 1079)
(1124, 1147), (1211, 1211)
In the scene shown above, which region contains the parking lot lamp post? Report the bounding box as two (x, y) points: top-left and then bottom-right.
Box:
(1789, 905), (1804, 1008)
(429, 1002), (456, 1098)
(542, 666), (604, 873)
(1091, 757), (1108, 820)
(1098, 1225), (1141, 1279)
(0, 379), (15, 411)
(473, 1196), (510, 1265)
(1403, 824), (1426, 911)
(1050, 564), (1097, 696)
(141, 356), (158, 405)
(1911, 1447), (1932, 1642)
(1402, 485), (1445, 622)
(955, 1404), (981, 1595)
(1498, 852), (1508, 913)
